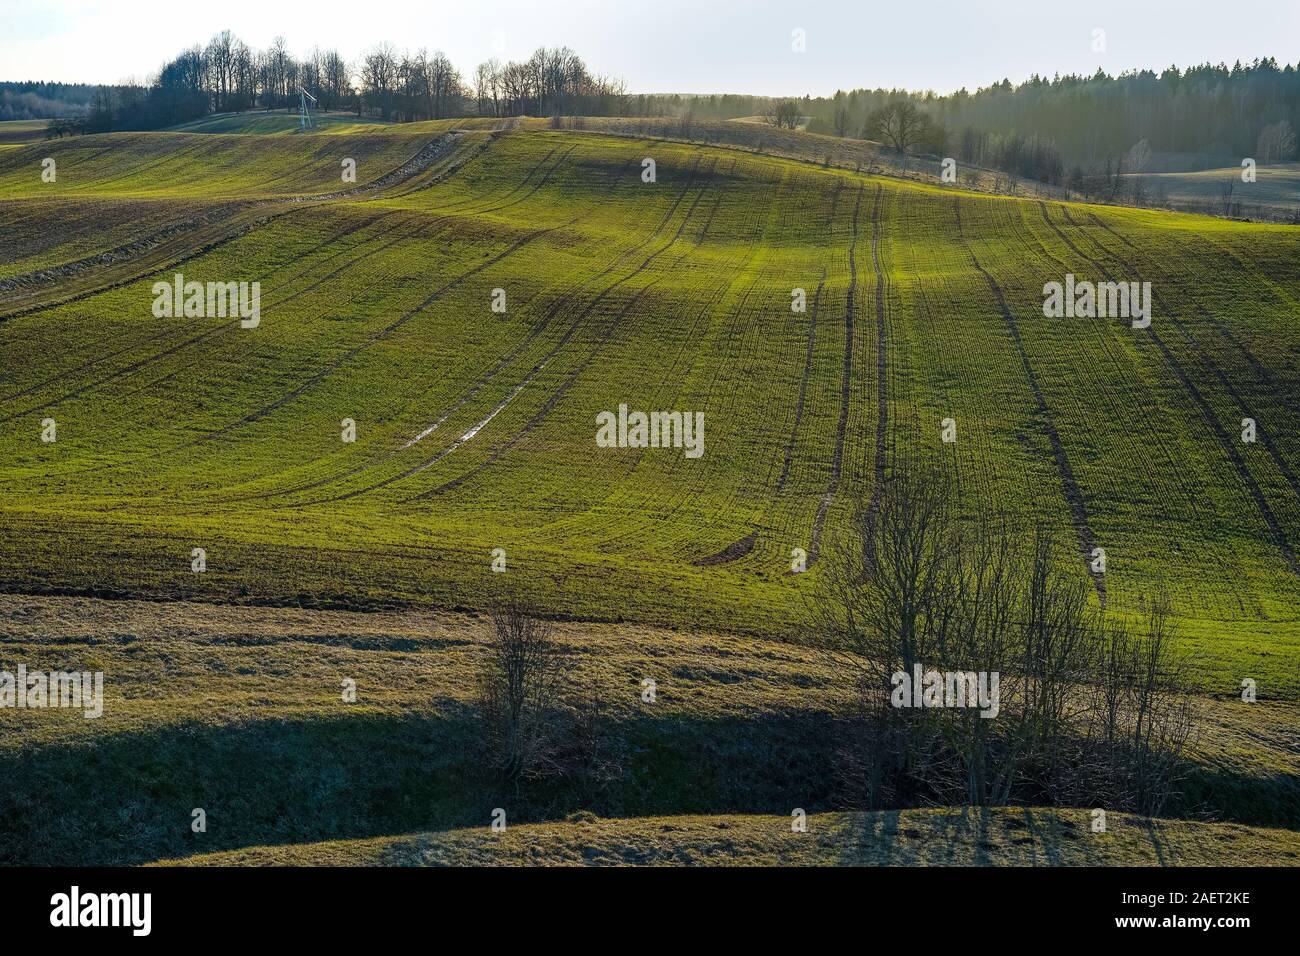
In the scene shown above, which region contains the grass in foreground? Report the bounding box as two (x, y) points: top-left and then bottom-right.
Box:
(157, 808), (1300, 866)
(0, 595), (1294, 865)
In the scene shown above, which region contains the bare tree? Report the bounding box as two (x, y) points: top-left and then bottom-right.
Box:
(1257, 120), (1297, 163)
(478, 602), (568, 783)
(320, 49), (350, 111)
(1126, 138), (1152, 173)
(811, 465), (1197, 814)
(864, 101), (933, 153)
(360, 43), (398, 119)
(204, 30), (235, 112)
(266, 36), (291, 110)
(763, 99), (800, 130)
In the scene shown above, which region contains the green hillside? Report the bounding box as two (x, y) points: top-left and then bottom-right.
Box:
(0, 119), (49, 146)
(166, 110), (395, 135)
(0, 124), (1297, 698)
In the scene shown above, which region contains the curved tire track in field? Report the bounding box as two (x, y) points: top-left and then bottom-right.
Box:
(46, 214), (571, 496)
(200, 222), (572, 441)
(216, 158), (709, 505)
(694, 532), (758, 566)
(374, 161), (719, 503)
(7, 144), (585, 470)
(775, 272), (826, 492)
(0, 133), (471, 319)
(1030, 201), (1194, 524)
(1056, 206), (1299, 575)
(0, 214), (435, 422)
(956, 197), (1106, 603)
(862, 184), (890, 565)
(807, 184), (865, 565)
(406, 283), (661, 501)
(552, 161), (786, 567)
(0, 209), (401, 404)
(1089, 209), (1300, 471)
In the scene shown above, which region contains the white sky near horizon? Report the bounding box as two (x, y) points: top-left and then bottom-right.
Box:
(2, 0), (1298, 96)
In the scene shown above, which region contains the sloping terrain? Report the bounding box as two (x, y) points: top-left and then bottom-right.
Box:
(0, 595), (1294, 866)
(1132, 162), (1300, 220)
(0, 119), (49, 146)
(0, 123), (1297, 698)
(157, 809), (1300, 867)
(166, 110), (395, 135)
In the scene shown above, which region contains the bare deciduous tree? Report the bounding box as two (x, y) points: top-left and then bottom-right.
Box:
(763, 99), (800, 130)
(864, 101), (934, 153)
(1256, 120), (1297, 163)
(478, 601), (568, 783)
(811, 466), (1197, 814)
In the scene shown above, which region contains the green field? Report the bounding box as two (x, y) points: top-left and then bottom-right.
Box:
(1, 123), (1296, 696)
(0, 119), (50, 146)
(166, 110), (395, 135)
(0, 122), (1298, 867)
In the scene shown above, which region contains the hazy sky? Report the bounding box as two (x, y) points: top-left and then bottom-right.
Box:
(3, 0), (1298, 95)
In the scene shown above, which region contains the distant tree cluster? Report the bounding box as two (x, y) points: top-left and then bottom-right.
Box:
(24, 36), (1300, 196)
(358, 44), (463, 121)
(801, 59), (1300, 182)
(952, 126), (1064, 184)
(0, 81), (105, 120)
(48, 31), (629, 134)
(73, 31), (361, 132)
(762, 99), (801, 130)
(472, 47), (626, 119)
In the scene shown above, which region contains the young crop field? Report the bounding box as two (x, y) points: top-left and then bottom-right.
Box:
(165, 110), (395, 135)
(1, 123), (1298, 702)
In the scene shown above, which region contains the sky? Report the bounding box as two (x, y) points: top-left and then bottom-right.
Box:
(3, 0), (1298, 95)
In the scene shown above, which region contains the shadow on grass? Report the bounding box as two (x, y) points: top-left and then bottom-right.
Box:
(2, 705), (1293, 865)
(0, 706), (845, 866)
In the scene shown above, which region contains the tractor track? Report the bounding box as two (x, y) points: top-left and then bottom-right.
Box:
(807, 184), (865, 565)
(1056, 206), (1299, 575)
(775, 272), (826, 492)
(0, 132), (470, 319)
(202, 157), (709, 506)
(957, 197), (1106, 603)
(862, 184), (890, 564)
(374, 162), (719, 503)
(10, 140), (586, 476)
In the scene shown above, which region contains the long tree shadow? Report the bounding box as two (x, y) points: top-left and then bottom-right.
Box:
(0, 705), (847, 866)
(2, 704), (1293, 865)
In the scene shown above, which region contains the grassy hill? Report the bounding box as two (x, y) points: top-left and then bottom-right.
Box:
(1132, 162), (1300, 221)
(156, 809), (1300, 866)
(0, 594), (1294, 866)
(0, 119), (49, 147)
(166, 110), (395, 135)
(0, 123), (1296, 701)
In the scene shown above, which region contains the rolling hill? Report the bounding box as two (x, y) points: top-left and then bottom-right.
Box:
(1, 594), (1294, 865)
(1130, 161), (1300, 221)
(0, 122), (1296, 700)
(155, 810), (1300, 867)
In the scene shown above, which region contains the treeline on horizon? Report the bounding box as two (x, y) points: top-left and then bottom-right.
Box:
(14, 29), (1300, 184)
(0, 81), (109, 121)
